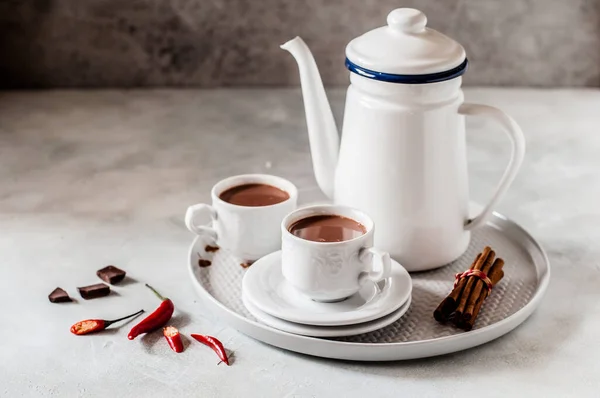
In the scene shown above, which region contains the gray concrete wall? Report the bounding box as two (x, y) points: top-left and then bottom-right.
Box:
(1, 0), (598, 88)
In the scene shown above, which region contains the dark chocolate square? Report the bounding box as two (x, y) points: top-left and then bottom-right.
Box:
(78, 283), (110, 300)
(96, 265), (126, 284)
(48, 287), (72, 303)
(205, 245), (220, 253)
(198, 259), (212, 267)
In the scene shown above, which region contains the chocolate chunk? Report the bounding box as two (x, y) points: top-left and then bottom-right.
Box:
(78, 283), (110, 300)
(198, 259), (212, 267)
(96, 265), (126, 284)
(240, 261), (254, 269)
(205, 245), (220, 253)
(48, 287), (72, 303)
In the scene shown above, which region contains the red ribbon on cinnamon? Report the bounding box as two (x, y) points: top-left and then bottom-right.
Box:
(454, 269), (493, 291)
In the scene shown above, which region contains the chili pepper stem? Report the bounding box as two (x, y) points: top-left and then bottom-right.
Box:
(104, 309), (145, 327)
(145, 283), (166, 301)
(218, 351), (235, 365)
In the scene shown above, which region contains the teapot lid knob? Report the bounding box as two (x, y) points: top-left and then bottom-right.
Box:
(387, 8), (427, 33)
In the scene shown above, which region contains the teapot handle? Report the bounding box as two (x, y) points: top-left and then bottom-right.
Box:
(459, 103), (526, 231)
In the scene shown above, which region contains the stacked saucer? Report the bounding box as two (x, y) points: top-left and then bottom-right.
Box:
(242, 251), (412, 337)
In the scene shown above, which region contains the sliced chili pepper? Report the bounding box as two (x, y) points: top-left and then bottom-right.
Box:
(191, 334), (229, 365)
(70, 309), (145, 335)
(163, 326), (184, 353)
(128, 284), (174, 340)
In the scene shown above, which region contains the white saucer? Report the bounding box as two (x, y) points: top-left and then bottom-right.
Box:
(242, 251), (412, 326)
(243, 293), (412, 337)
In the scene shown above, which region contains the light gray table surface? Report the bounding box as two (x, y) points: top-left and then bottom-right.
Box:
(1, 88), (598, 397)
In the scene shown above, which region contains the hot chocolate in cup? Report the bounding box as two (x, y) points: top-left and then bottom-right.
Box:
(185, 174), (298, 262)
(281, 205), (391, 302)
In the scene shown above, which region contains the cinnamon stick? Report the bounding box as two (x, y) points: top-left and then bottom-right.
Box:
(455, 249), (496, 319)
(463, 258), (504, 321)
(459, 259), (505, 330)
(461, 270), (504, 329)
(433, 252), (481, 322)
(454, 248), (495, 319)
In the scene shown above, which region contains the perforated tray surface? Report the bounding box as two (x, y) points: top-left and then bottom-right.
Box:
(188, 212), (549, 361)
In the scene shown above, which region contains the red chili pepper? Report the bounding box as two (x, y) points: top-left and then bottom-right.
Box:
(191, 334), (229, 365)
(128, 284), (174, 340)
(70, 309), (145, 335)
(163, 326), (184, 353)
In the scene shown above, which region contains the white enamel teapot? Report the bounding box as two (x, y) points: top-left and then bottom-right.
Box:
(281, 8), (525, 271)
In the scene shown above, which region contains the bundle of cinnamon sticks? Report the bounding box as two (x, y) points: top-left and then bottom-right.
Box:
(434, 246), (504, 331)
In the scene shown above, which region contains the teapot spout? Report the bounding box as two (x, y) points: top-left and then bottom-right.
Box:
(281, 37), (339, 199)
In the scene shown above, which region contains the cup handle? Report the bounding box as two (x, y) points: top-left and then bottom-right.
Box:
(358, 247), (392, 285)
(185, 204), (218, 240)
(459, 103), (526, 230)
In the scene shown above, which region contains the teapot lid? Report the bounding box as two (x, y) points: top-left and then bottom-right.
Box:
(345, 8), (467, 84)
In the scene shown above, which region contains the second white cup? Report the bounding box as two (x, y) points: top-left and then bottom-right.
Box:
(281, 205), (391, 302)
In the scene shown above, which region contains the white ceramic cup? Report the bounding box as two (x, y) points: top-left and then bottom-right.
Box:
(281, 205), (391, 302)
(185, 174), (298, 262)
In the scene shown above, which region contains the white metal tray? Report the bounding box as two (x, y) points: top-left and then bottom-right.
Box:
(188, 211), (549, 361)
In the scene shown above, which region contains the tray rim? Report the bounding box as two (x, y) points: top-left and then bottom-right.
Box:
(187, 210), (550, 361)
